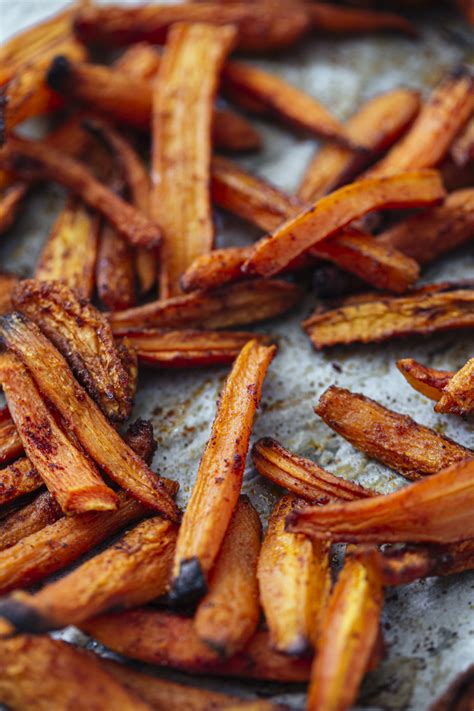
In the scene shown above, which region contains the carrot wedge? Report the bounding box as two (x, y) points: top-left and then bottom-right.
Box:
(0, 183), (28, 234)
(436, 357), (474, 415)
(0, 458), (43, 508)
(0, 636), (152, 711)
(244, 170), (444, 277)
(397, 358), (453, 401)
(110, 280), (302, 333)
(287, 457), (474, 544)
(0, 135), (161, 248)
(0, 492), (61, 552)
(0, 406), (22, 465)
(309, 2), (417, 36)
(252, 437), (373, 502)
(0, 313), (178, 519)
(257, 494), (331, 656)
(171, 340), (276, 606)
(315, 386), (472, 481)
(194, 496), (261, 657)
(152, 23), (236, 297)
(0, 352), (118, 515)
(305, 549), (383, 711)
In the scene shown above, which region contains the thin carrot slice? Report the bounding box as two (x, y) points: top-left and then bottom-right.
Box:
(0, 313), (178, 519)
(0, 458), (43, 508)
(309, 2), (417, 36)
(304, 281), (474, 349)
(244, 170), (444, 277)
(96, 221), (137, 311)
(0, 183), (28, 234)
(0, 492), (61, 552)
(194, 496), (261, 657)
(110, 280), (302, 333)
(0, 135), (161, 248)
(151, 23), (236, 297)
(315, 386), (472, 481)
(252, 437), (373, 502)
(171, 340), (276, 606)
(287, 457), (474, 544)
(365, 67), (474, 178)
(257, 494), (331, 656)
(397, 358), (453, 401)
(436, 357), (474, 415)
(298, 88), (421, 202)
(0, 406), (22, 465)
(305, 549), (383, 711)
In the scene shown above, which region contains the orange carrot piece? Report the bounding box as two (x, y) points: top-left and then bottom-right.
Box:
(309, 2), (417, 36)
(0, 492), (61, 552)
(0, 458), (43, 509)
(397, 358), (453, 401)
(436, 357), (474, 416)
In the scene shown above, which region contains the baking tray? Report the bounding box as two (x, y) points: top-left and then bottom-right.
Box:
(1, 2), (473, 709)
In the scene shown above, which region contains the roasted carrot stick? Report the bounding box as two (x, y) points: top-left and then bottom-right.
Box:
(309, 2), (417, 36)
(397, 358), (453, 401)
(0, 492), (61, 552)
(258, 494), (331, 656)
(0, 313), (178, 519)
(287, 457), (474, 544)
(0, 351), (118, 515)
(0, 406), (22, 465)
(110, 280), (302, 333)
(0, 183), (28, 234)
(0, 458), (42, 509)
(0, 135), (161, 248)
(252, 437), (373, 502)
(96, 220), (137, 311)
(436, 357), (474, 416)
(151, 23), (236, 297)
(244, 170), (444, 277)
(194, 496), (261, 657)
(315, 386), (472, 480)
(171, 340), (275, 606)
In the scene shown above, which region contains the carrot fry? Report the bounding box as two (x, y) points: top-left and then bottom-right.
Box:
(82, 608), (312, 682)
(397, 358), (452, 401)
(304, 281), (474, 348)
(194, 496), (261, 657)
(0, 272), (18, 314)
(110, 280), (302, 333)
(286, 457), (474, 544)
(12, 280), (133, 422)
(0, 492), (61, 552)
(0, 406), (22, 465)
(436, 357), (474, 416)
(298, 88), (421, 202)
(377, 188), (474, 264)
(0, 458), (43, 508)
(0, 636), (152, 711)
(0, 516), (177, 633)
(305, 549), (383, 711)
(365, 67), (474, 178)
(0, 135), (161, 248)
(430, 664), (474, 711)
(309, 2), (417, 36)
(96, 221), (137, 311)
(252, 437), (373, 502)
(258, 494), (331, 656)
(450, 116), (474, 167)
(244, 170), (444, 277)
(152, 23), (236, 297)
(73, 3), (311, 53)
(171, 340), (275, 606)
(222, 61), (357, 146)
(0, 313), (178, 519)
(212, 109), (262, 153)
(0, 183), (28, 234)
(123, 419), (157, 466)
(314, 386), (472, 481)
(0, 352), (118, 515)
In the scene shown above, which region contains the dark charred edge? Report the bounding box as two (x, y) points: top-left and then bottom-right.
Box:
(429, 664), (474, 711)
(123, 419), (157, 465)
(0, 92), (7, 147)
(0, 598), (57, 635)
(46, 55), (73, 94)
(169, 557), (208, 609)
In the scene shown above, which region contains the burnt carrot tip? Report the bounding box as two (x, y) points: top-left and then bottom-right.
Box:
(46, 55), (72, 92)
(0, 598), (52, 635)
(170, 557), (207, 609)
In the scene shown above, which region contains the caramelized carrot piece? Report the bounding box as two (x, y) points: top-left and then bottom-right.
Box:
(0, 314), (178, 519)
(244, 170), (444, 277)
(194, 496), (261, 657)
(0, 458), (42, 508)
(0, 406), (22, 465)
(258, 494), (331, 656)
(397, 358), (453, 401)
(287, 457), (474, 544)
(306, 549), (383, 711)
(298, 89), (421, 202)
(151, 23), (236, 297)
(171, 340), (276, 606)
(123, 418), (157, 466)
(96, 221), (137, 311)
(436, 357), (474, 416)
(0, 135), (161, 248)
(0, 183), (28, 234)
(0, 492), (61, 552)
(309, 2), (417, 36)
(315, 386), (472, 481)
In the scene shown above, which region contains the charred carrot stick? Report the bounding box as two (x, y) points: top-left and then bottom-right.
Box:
(0, 352), (118, 515)
(315, 386), (472, 481)
(194, 496), (261, 657)
(73, 3), (311, 53)
(245, 170), (444, 277)
(305, 548), (383, 711)
(82, 608), (312, 682)
(287, 457), (474, 544)
(0, 492), (61, 552)
(13, 280), (133, 422)
(252, 437), (373, 502)
(435, 358), (474, 416)
(0, 406), (22, 465)
(309, 2), (417, 36)
(0, 183), (28, 234)
(258, 494), (331, 656)
(365, 67), (474, 178)
(0, 313), (179, 519)
(298, 88), (421, 202)
(303, 281), (474, 349)
(397, 358), (453, 401)
(0, 458), (43, 508)
(152, 23), (236, 297)
(110, 280), (302, 333)
(171, 340), (276, 606)
(0, 636), (152, 711)
(0, 135), (161, 248)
